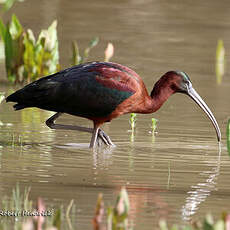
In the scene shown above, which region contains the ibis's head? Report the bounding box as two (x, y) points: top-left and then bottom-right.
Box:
(171, 71), (221, 142)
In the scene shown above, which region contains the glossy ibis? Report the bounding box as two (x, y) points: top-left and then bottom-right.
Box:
(6, 62), (221, 148)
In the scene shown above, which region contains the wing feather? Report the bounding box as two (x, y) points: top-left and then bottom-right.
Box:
(6, 62), (136, 118)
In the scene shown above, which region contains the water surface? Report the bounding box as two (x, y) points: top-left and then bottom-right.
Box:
(1, 0), (230, 229)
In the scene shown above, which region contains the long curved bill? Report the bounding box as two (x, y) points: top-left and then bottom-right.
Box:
(187, 85), (221, 142)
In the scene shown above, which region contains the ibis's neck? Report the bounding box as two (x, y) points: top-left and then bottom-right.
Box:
(144, 81), (176, 114)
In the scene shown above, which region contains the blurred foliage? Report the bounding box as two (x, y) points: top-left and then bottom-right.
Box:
(0, 15), (59, 83)
(159, 213), (230, 230)
(0, 8), (114, 83)
(0, 0), (24, 12)
(0, 185), (76, 230)
(71, 39), (115, 66)
(94, 187), (131, 230)
(107, 187), (130, 230)
(215, 39), (225, 85)
(0, 184), (33, 229)
(0, 185), (230, 230)
(104, 42), (114, 62)
(71, 37), (99, 65)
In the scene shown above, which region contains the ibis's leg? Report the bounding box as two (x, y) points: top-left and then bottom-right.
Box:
(45, 112), (115, 147)
(89, 125), (100, 148)
(98, 129), (115, 146)
(46, 112), (92, 133)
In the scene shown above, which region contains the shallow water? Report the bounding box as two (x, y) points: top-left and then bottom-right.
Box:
(1, 0), (230, 229)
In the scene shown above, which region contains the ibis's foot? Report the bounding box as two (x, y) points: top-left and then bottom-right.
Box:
(98, 129), (115, 147)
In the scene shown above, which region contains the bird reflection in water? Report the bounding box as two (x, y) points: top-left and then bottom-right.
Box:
(181, 145), (221, 221)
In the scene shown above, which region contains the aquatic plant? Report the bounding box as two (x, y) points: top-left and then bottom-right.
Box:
(129, 113), (137, 142)
(104, 42), (114, 62)
(0, 184), (32, 229)
(216, 39), (225, 85)
(71, 37), (99, 65)
(0, 0), (24, 12)
(151, 117), (158, 133)
(0, 15), (59, 83)
(93, 187), (130, 230)
(108, 187), (130, 230)
(129, 113), (137, 131)
(71, 39), (114, 65)
(0, 184), (73, 230)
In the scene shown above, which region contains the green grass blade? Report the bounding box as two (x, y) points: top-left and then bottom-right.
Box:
(71, 41), (81, 65)
(0, 19), (6, 43)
